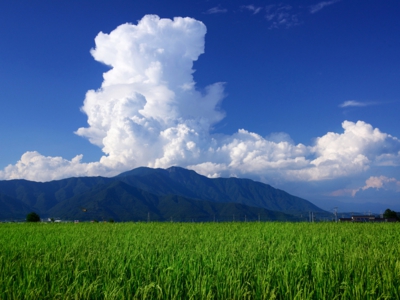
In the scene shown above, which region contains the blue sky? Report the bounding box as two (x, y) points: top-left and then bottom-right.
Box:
(1, 0), (400, 212)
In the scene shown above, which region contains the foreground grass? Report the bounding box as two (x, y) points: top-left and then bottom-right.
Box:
(0, 222), (399, 299)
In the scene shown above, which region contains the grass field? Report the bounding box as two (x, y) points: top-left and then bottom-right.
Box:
(0, 222), (399, 299)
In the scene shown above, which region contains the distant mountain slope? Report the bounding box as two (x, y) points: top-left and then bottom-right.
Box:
(117, 167), (324, 214)
(0, 166), (325, 221)
(48, 181), (298, 222)
(0, 193), (33, 220)
(0, 177), (112, 212)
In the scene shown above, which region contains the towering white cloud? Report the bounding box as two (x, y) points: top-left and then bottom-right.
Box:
(74, 15), (225, 173)
(1, 15), (400, 185)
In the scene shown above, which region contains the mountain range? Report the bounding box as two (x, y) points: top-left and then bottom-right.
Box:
(0, 166), (326, 222)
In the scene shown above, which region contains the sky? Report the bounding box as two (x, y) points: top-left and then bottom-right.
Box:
(1, 0), (400, 212)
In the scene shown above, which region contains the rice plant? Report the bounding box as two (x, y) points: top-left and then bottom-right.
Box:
(0, 222), (399, 299)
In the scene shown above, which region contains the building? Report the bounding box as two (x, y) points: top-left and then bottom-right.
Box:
(338, 215), (398, 222)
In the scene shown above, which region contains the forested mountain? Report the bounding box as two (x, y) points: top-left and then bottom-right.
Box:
(0, 167), (325, 221)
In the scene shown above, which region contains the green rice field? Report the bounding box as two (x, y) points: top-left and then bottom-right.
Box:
(0, 222), (399, 299)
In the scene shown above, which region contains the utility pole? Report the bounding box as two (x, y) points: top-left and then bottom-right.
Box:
(147, 212), (150, 223)
(334, 207), (338, 223)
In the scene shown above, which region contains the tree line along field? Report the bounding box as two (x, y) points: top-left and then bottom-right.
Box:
(0, 222), (399, 299)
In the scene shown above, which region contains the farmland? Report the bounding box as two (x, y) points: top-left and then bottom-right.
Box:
(0, 222), (399, 299)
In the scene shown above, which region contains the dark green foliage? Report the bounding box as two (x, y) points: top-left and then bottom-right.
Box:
(383, 208), (399, 220)
(26, 212), (40, 222)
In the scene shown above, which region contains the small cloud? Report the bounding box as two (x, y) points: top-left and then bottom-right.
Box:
(363, 176), (400, 193)
(331, 176), (400, 197)
(329, 189), (355, 197)
(264, 4), (301, 29)
(339, 100), (376, 108)
(204, 6), (227, 14)
(241, 1), (342, 29)
(242, 5), (263, 15)
(309, 0), (341, 14)
(240, 4), (304, 29)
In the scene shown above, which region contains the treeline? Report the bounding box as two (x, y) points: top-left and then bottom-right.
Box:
(383, 208), (400, 220)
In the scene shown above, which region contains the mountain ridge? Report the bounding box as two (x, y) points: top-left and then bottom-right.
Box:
(0, 166), (326, 221)
(116, 166), (323, 214)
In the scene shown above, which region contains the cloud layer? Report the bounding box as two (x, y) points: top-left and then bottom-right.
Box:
(1, 15), (400, 186)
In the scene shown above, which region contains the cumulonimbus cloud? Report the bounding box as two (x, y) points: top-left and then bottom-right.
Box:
(1, 15), (400, 183)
